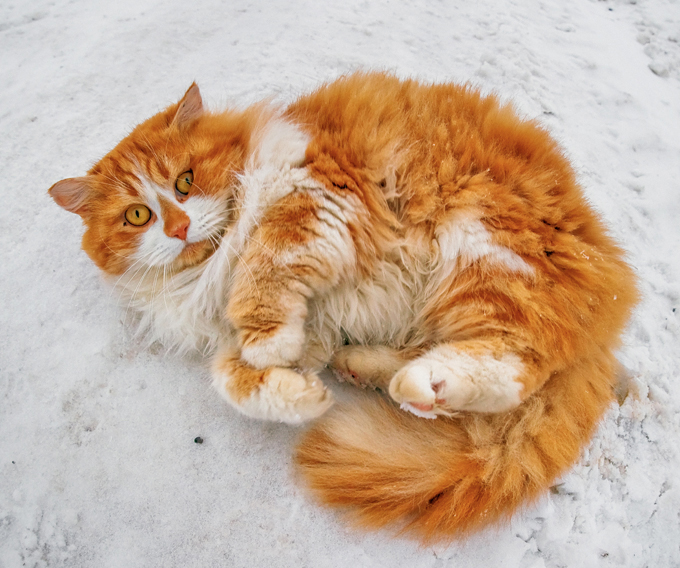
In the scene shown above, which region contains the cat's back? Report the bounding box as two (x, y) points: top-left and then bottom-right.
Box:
(284, 71), (485, 163)
(285, 73), (601, 244)
(284, 71), (555, 165)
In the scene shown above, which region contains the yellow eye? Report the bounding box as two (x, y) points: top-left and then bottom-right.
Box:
(175, 170), (193, 195)
(124, 204), (152, 226)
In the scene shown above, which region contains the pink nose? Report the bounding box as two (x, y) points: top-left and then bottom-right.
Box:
(161, 200), (191, 241)
(165, 217), (190, 240)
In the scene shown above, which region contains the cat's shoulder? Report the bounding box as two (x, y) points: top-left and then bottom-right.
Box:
(250, 118), (309, 171)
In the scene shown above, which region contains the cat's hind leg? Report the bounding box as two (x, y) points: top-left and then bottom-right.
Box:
(331, 345), (412, 391)
(388, 341), (530, 418)
(212, 348), (333, 424)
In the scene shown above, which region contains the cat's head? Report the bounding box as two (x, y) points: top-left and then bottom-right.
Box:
(49, 84), (254, 275)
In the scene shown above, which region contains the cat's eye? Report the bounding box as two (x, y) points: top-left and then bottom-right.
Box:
(175, 170), (193, 196)
(124, 204), (152, 227)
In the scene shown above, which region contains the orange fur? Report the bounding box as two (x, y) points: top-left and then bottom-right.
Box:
(299, 351), (616, 541)
(49, 72), (638, 542)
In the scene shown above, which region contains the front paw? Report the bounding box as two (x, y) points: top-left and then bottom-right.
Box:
(212, 354), (333, 424)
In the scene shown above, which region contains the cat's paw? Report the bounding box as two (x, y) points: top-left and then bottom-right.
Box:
(388, 363), (443, 419)
(213, 361), (333, 424)
(331, 345), (407, 390)
(388, 348), (525, 418)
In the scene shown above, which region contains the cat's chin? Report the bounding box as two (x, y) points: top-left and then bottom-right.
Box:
(173, 239), (216, 269)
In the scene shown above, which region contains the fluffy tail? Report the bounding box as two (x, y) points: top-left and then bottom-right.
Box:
(295, 351), (617, 542)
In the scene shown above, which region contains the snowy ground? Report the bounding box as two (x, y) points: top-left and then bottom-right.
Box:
(1, 0), (680, 566)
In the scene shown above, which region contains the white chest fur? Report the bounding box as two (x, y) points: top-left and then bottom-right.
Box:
(307, 236), (433, 360)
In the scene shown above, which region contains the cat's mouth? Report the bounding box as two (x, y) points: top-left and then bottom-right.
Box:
(176, 239), (216, 267)
(183, 240), (209, 255)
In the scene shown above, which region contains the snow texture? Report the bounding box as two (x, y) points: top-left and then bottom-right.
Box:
(1, 0), (679, 566)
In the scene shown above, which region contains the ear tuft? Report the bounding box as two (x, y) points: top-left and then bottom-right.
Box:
(48, 176), (92, 216)
(172, 83), (204, 128)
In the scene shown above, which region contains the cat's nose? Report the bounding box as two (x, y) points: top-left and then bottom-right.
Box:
(164, 212), (190, 241)
(170, 220), (189, 240)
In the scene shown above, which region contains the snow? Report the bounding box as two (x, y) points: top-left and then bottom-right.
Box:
(1, 0), (679, 566)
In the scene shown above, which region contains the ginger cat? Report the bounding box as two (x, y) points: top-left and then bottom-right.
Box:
(49, 72), (637, 541)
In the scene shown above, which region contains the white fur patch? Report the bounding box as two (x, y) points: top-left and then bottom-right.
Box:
(135, 214), (185, 267)
(308, 233), (432, 359)
(436, 213), (534, 274)
(390, 346), (524, 414)
(240, 306), (307, 369)
(399, 402), (437, 419)
(251, 120), (308, 170)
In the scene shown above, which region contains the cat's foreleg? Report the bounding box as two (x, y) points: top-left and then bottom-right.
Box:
(228, 190), (355, 367)
(215, 188), (356, 422)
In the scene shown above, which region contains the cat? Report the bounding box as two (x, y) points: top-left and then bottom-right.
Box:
(49, 72), (638, 542)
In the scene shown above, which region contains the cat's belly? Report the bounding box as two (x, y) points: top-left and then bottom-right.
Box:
(307, 257), (426, 360)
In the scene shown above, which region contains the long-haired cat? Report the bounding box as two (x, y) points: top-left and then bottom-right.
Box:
(49, 72), (637, 542)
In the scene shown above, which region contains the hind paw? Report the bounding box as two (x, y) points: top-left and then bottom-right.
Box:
(389, 363), (445, 419)
(331, 347), (373, 389)
(388, 348), (525, 417)
(331, 345), (407, 391)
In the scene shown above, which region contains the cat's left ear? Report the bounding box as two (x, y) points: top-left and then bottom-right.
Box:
(48, 176), (93, 216)
(171, 83), (204, 129)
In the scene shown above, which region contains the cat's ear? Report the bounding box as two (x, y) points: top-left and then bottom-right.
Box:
(48, 176), (93, 216)
(171, 83), (203, 129)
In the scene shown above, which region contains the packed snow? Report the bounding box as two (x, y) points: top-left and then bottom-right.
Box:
(1, 0), (679, 566)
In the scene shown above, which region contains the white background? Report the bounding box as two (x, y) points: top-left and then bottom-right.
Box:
(1, 0), (679, 566)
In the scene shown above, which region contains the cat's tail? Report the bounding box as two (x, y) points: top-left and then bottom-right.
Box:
(295, 350), (617, 542)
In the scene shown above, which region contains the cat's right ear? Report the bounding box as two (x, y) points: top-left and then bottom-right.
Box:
(48, 176), (92, 216)
(171, 83), (204, 129)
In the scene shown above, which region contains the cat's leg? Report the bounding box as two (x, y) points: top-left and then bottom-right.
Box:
(212, 347), (332, 424)
(388, 340), (533, 418)
(228, 189), (356, 367)
(388, 239), (614, 417)
(221, 186), (359, 422)
(387, 257), (552, 418)
(331, 345), (412, 390)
